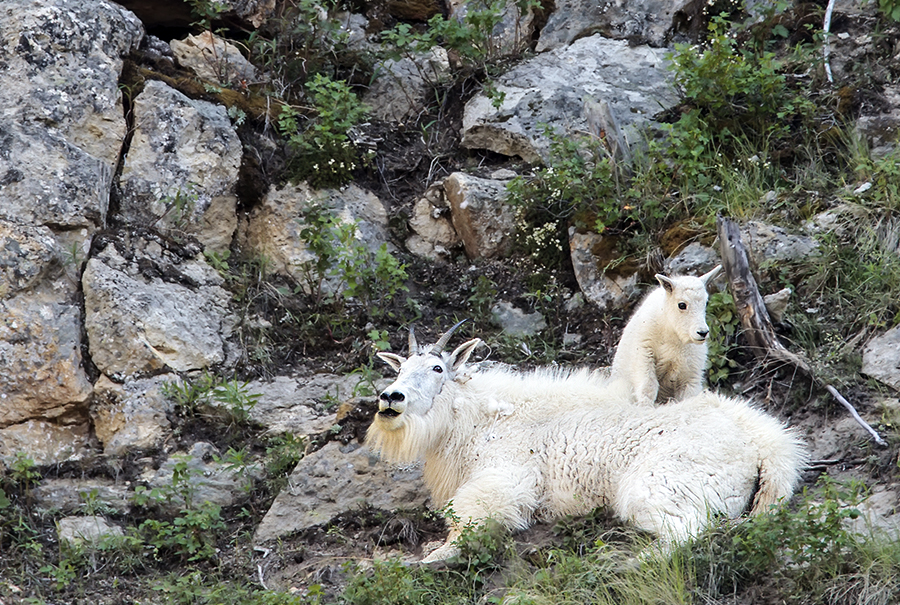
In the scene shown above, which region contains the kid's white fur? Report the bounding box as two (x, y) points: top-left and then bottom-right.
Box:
(610, 265), (722, 405)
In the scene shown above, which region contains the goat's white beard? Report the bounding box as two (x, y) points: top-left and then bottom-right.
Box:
(366, 410), (445, 464)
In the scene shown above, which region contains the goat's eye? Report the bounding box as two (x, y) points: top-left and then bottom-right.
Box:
(432, 365), (443, 373)
(678, 302), (687, 310)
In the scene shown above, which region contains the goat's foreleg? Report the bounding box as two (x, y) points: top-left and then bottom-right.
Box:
(422, 465), (539, 562)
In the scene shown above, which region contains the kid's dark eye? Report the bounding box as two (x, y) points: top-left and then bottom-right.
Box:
(433, 365), (443, 373)
(678, 302), (687, 310)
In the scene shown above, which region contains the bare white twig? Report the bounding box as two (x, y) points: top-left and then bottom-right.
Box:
(825, 384), (887, 447)
(823, 0), (836, 83)
(258, 563), (269, 590)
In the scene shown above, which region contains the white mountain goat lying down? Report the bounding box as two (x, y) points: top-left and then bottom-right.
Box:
(610, 265), (722, 405)
(367, 323), (806, 563)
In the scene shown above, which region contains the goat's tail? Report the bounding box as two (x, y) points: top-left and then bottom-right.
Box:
(745, 409), (808, 515)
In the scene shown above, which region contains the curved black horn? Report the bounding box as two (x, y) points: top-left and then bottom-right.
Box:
(408, 325), (418, 354)
(429, 319), (469, 354)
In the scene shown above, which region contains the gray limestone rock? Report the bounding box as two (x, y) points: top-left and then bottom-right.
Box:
(445, 173), (514, 259)
(118, 80), (242, 252)
(862, 326), (900, 392)
(568, 228), (640, 311)
(57, 516), (124, 547)
(537, 0), (702, 51)
(491, 301), (547, 337)
(460, 34), (677, 164)
(254, 441), (428, 544)
(91, 374), (176, 456)
(34, 478), (132, 515)
(241, 182), (390, 286)
(0, 0), (143, 231)
(82, 243), (233, 379)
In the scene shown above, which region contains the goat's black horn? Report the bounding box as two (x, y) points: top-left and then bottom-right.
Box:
(429, 319), (468, 354)
(408, 325), (418, 355)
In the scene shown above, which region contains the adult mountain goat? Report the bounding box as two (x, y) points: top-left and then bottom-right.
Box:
(367, 323), (806, 562)
(610, 265), (722, 405)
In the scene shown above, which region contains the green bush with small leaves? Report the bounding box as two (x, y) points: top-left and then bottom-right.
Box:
(296, 204), (408, 319)
(706, 290), (740, 384)
(879, 0), (900, 22)
(662, 16), (816, 190)
(279, 74), (369, 189)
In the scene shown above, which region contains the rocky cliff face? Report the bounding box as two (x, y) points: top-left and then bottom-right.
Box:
(1, 0), (899, 597)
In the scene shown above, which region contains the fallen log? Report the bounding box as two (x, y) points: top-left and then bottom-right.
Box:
(716, 215), (886, 447)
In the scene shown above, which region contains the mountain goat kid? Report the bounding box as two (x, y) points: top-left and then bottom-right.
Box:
(367, 324), (806, 563)
(610, 265), (722, 405)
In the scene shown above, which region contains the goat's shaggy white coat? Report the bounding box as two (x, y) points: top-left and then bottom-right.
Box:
(610, 266), (722, 405)
(368, 337), (806, 562)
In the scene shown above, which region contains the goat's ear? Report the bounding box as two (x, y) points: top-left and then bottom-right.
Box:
(449, 338), (481, 371)
(655, 274), (675, 294)
(377, 352), (406, 373)
(700, 264), (723, 286)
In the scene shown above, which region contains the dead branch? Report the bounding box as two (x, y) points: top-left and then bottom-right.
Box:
(716, 215), (887, 447)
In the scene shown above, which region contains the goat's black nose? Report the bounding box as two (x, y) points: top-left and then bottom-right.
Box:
(697, 329), (709, 338)
(380, 391), (405, 403)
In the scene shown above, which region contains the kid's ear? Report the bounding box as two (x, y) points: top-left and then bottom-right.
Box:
(377, 352), (406, 373)
(450, 338), (482, 371)
(700, 264), (723, 286)
(655, 274), (675, 294)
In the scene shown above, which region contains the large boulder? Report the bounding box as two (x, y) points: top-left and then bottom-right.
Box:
(536, 0), (703, 52)
(241, 182), (390, 285)
(117, 79), (242, 252)
(0, 221), (92, 431)
(0, 296), (93, 427)
(254, 441), (429, 544)
(0, 0), (143, 234)
(445, 172), (515, 259)
(82, 241), (234, 379)
(460, 34), (677, 164)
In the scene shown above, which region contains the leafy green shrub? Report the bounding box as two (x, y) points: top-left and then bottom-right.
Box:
(296, 204), (408, 319)
(248, 0), (367, 97)
(0, 454), (42, 551)
(506, 128), (642, 267)
(265, 433), (307, 481)
(279, 74), (369, 189)
(138, 501), (225, 563)
(343, 558), (435, 605)
(685, 477), (879, 602)
(467, 275), (498, 320)
(132, 456), (226, 563)
(162, 374), (261, 428)
(185, 0), (227, 32)
(879, 0), (900, 22)
(662, 17), (815, 189)
(211, 379), (262, 426)
(448, 518), (512, 569)
(382, 0), (508, 72)
(706, 291), (740, 384)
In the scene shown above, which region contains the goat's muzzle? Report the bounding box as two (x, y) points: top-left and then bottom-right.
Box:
(378, 390), (405, 417)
